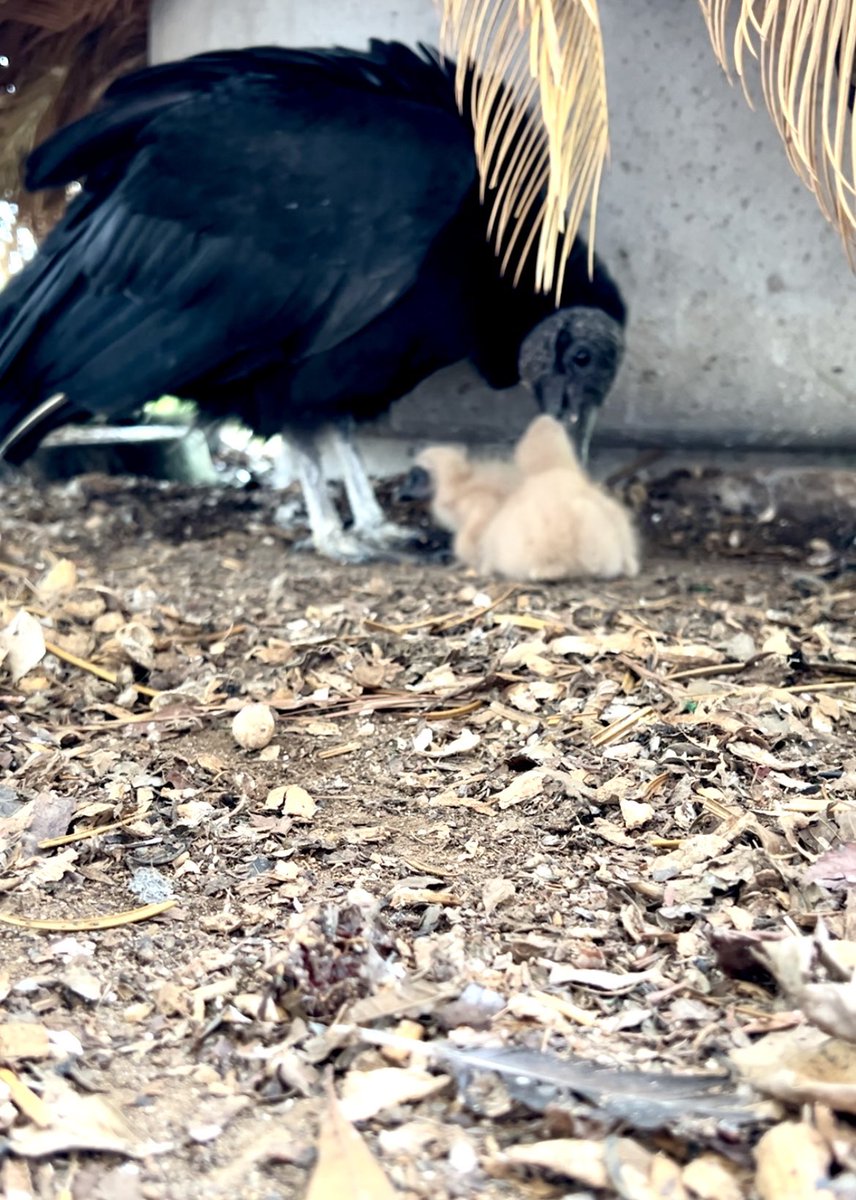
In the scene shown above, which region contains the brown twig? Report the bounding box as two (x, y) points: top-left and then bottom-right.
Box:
(44, 638), (160, 697)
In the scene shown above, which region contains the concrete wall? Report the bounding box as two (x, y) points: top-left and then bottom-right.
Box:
(150, 0), (440, 58)
(150, 0), (856, 452)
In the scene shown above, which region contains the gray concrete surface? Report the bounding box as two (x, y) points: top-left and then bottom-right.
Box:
(150, 0), (856, 453)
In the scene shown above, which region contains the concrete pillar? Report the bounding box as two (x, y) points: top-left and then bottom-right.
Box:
(150, 0), (856, 452)
(150, 0), (440, 60)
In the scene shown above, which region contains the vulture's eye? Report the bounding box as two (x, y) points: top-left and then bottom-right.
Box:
(572, 349), (592, 368)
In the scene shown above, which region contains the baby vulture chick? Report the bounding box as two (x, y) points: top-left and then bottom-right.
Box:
(413, 446), (520, 565)
(416, 415), (639, 581)
(479, 415), (639, 580)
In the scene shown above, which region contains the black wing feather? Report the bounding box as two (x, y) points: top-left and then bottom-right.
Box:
(0, 43), (475, 450)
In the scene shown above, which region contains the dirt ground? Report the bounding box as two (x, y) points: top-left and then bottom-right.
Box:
(2, 467), (856, 1200)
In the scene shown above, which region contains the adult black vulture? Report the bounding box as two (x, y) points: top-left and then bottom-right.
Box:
(0, 39), (626, 562)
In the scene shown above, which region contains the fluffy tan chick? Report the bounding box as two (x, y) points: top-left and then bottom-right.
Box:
(415, 445), (519, 565)
(476, 415), (639, 580)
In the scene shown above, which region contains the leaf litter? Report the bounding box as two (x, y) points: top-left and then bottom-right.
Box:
(1, 470), (856, 1197)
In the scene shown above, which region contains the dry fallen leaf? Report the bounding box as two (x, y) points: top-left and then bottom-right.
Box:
(197, 753), (228, 773)
(339, 1066), (448, 1122)
(387, 887), (460, 909)
(37, 558), (77, 600)
(644, 1150), (689, 1200)
(343, 979), (456, 1027)
(761, 629), (793, 656)
(497, 1134), (687, 1197)
(377, 1118), (446, 1159)
(504, 990), (596, 1031)
(728, 741), (802, 771)
(547, 965), (658, 993)
(25, 848), (79, 888)
(732, 1026), (856, 1113)
(9, 1075), (152, 1159)
(284, 785), (317, 819)
(174, 799), (215, 828)
(305, 1085), (397, 1200)
(420, 727), (480, 758)
(620, 798), (655, 829)
(494, 1136), (609, 1188)
(482, 878), (515, 916)
(265, 785), (287, 810)
(493, 769), (546, 809)
(550, 631), (638, 658)
(651, 815), (756, 880)
(0, 1068), (52, 1128)
(754, 1120), (835, 1200)
(114, 620), (156, 670)
(681, 1153), (744, 1200)
(804, 844), (856, 891)
(0, 1159), (35, 1200)
(0, 609), (46, 682)
(0, 1024), (51, 1062)
(798, 979), (856, 1044)
(59, 964), (103, 1003)
(378, 1020), (425, 1066)
(755, 931), (856, 1044)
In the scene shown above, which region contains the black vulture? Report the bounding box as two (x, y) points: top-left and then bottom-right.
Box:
(0, 40), (626, 562)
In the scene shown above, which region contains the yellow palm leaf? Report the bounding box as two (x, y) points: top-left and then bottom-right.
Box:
(699, 0), (856, 260)
(439, 0), (609, 295)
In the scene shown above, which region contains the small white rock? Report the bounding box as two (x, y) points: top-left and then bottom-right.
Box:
(188, 1123), (222, 1144)
(231, 703), (275, 750)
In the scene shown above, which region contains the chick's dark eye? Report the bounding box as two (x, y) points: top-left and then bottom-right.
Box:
(572, 349), (592, 368)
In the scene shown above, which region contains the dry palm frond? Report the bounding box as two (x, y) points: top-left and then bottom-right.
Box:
(4, 0), (610, 298)
(0, 1), (126, 34)
(0, 1), (149, 239)
(699, 0), (856, 261)
(440, 0), (609, 296)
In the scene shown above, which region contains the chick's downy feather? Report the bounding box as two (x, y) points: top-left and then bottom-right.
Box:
(416, 445), (520, 564)
(420, 414), (639, 581)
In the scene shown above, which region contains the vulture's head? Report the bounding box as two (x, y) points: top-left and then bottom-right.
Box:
(518, 307), (624, 464)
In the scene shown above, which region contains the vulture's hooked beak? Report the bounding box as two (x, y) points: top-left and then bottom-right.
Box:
(530, 374), (601, 465)
(570, 402), (599, 466)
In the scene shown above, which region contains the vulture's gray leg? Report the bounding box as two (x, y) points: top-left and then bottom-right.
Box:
(327, 420), (413, 548)
(279, 428), (403, 563)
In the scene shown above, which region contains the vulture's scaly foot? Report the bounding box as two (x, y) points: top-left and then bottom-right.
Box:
(298, 527), (412, 564)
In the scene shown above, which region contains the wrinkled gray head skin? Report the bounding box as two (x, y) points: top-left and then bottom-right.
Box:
(518, 307), (625, 463)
